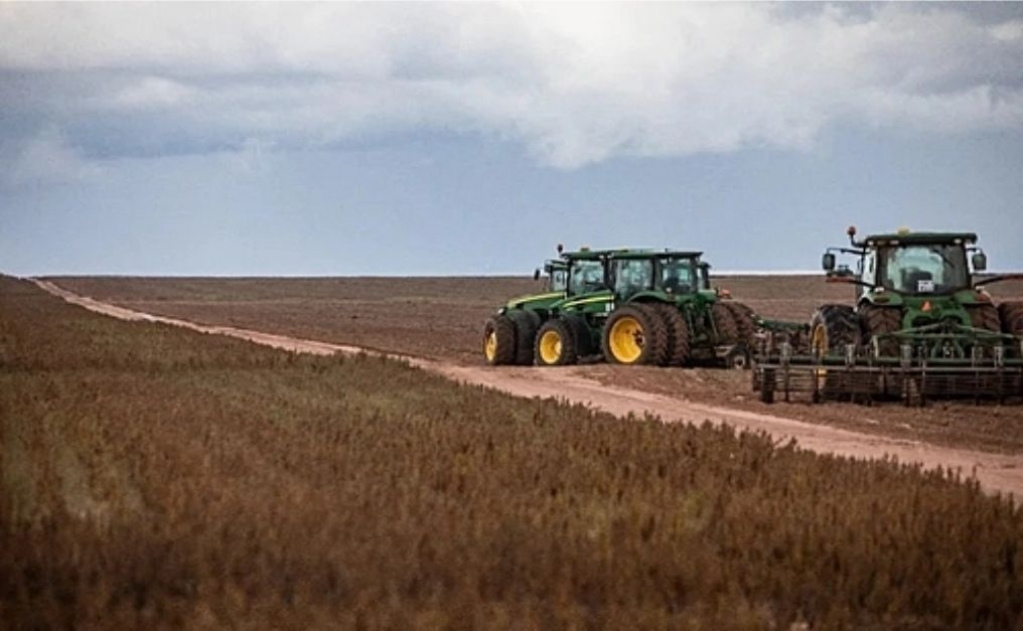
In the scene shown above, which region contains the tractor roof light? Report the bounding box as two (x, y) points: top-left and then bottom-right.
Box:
(847, 225), (857, 237)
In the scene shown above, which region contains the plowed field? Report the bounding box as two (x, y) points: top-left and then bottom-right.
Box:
(51, 275), (1023, 453)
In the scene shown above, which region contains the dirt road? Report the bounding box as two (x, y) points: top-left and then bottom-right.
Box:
(35, 279), (1023, 497)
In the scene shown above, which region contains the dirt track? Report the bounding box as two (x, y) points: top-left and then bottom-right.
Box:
(34, 279), (1023, 498)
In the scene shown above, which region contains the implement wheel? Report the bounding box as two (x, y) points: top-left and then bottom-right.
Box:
(860, 305), (901, 356)
(534, 318), (578, 366)
(602, 304), (668, 366)
(483, 316), (517, 366)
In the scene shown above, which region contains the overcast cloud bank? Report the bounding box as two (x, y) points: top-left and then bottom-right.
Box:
(2, 2), (1022, 185)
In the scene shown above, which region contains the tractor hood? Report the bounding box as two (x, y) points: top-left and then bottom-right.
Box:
(503, 291), (565, 312)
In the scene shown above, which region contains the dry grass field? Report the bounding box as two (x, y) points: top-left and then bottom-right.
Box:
(3, 276), (1023, 629)
(52, 274), (1023, 454)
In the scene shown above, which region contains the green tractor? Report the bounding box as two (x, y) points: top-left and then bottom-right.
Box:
(484, 247), (758, 368)
(754, 227), (1023, 404)
(483, 247), (607, 366)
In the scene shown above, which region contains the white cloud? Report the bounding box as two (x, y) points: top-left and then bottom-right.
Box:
(112, 77), (195, 109)
(1, 3), (1021, 168)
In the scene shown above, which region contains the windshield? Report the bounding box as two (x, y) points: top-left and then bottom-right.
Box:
(613, 259), (654, 295)
(658, 258), (696, 293)
(567, 259), (606, 294)
(877, 244), (969, 294)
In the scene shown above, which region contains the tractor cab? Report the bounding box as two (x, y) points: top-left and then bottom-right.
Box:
(862, 233), (979, 297)
(606, 251), (704, 299)
(822, 227), (988, 302)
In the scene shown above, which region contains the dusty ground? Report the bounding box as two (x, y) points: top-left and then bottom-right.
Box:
(48, 274), (1023, 455)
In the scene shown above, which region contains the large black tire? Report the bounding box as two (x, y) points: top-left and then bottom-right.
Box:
(563, 313), (596, 357)
(650, 303), (690, 366)
(859, 305), (901, 357)
(1000, 301), (1023, 336)
(711, 302), (739, 345)
(1000, 302), (1023, 358)
(809, 305), (860, 359)
(966, 304), (1003, 359)
(723, 302), (757, 347)
(483, 315), (517, 366)
(968, 304), (1001, 333)
(507, 309), (541, 366)
(601, 304), (669, 366)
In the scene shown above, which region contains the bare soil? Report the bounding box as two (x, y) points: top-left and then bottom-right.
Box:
(37, 277), (1023, 496)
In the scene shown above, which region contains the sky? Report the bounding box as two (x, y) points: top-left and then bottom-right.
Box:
(1, 2), (1022, 277)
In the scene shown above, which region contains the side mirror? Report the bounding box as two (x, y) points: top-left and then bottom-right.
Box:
(822, 252), (836, 272)
(971, 252), (987, 272)
(533, 269), (541, 281)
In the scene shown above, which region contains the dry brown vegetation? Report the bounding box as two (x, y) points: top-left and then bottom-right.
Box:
(52, 274), (1023, 454)
(3, 276), (1023, 629)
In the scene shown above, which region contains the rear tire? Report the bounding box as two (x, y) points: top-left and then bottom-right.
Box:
(534, 318), (578, 366)
(968, 304), (1001, 332)
(483, 316), (517, 365)
(859, 305), (901, 357)
(711, 302), (739, 345)
(723, 302), (757, 347)
(998, 302), (1023, 358)
(651, 303), (690, 366)
(997, 302), (1023, 335)
(602, 304), (669, 366)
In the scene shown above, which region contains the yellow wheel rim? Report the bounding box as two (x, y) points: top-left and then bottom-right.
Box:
(484, 330), (498, 362)
(609, 316), (644, 364)
(811, 323), (829, 358)
(811, 323), (829, 387)
(538, 329), (563, 364)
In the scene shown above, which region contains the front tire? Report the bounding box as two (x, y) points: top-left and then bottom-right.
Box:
(508, 310), (541, 365)
(483, 316), (517, 366)
(534, 318), (579, 366)
(809, 305), (860, 358)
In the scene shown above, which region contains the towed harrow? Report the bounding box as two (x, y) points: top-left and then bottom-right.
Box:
(754, 324), (1023, 405)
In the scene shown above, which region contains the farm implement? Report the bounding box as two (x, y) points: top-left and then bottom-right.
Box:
(483, 246), (757, 368)
(753, 227), (1023, 405)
